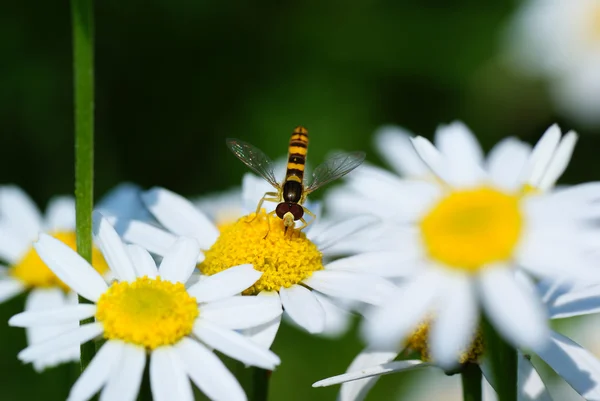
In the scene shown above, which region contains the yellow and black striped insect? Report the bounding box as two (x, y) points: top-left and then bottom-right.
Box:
(227, 126), (366, 234)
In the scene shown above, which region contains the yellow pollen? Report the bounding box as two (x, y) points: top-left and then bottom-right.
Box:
(10, 231), (109, 291)
(199, 211), (324, 295)
(420, 187), (522, 272)
(95, 276), (198, 349)
(405, 321), (484, 365)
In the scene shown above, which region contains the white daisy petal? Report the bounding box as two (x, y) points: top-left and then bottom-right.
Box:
(100, 343), (145, 401)
(193, 320), (280, 370)
(126, 244), (158, 278)
(67, 341), (126, 401)
(336, 348), (399, 401)
(18, 322), (104, 363)
(118, 219), (178, 258)
(45, 196), (75, 232)
(538, 130), (578, 191)
(0, 278), (25, 303)
(536, 331), (600, 400)
(174, 337), (245, 401)
(522, 124), (561, 187)
(199, 295), (283, 330)
(92, 213), (137, 282)
(486, 137), (532, 191)
(548, 284), (600, 319)
(479, 265), (549, 351)
(430, 273), (478, 369)
(518, 352), (553, 401)
(158, 237), (201, 284)
(279, 284), (325, 334)
(324, 251), (420, 277)
(313, 360), (427, 388)
(187, 264), (261, 303)
(303, 270), (396, 305)
(142, 187), (219, 249)
(25, 288), (80, 371)
(309, 216), (379, 251)
(95, 183), (150, 221)
(0, 223), (31, 264)
(363, 269), (444, 349)
(243, 291), (282, 349)
(0, 185), (42, 242)
(373, 125), (428, 177)
(9, 304), (96, 327)
(410, 136), (451, 183)
(313, 292), (353, 338)
(434, 121), (486, 185)
(150, 346), (193, 401)
(435, 121), (484, 166)
(34, 234), (107, 302)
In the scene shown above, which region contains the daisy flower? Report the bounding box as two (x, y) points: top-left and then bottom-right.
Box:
(120, 186), (395, 348)
(504, 0), (600, 125)
(322, 122), (600, 368)
(314, 278), (600, 401)
(368, 122), (532, 182)
(0, 183), (143, 371)
(9, 214), (282, 401)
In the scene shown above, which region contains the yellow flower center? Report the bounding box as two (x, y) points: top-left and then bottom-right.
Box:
(420, 187), (522, 272)
(95, 277), (198, 349)
(199, 211), (324, 295)
(406, 321), (484, 365)
(10, 231), (109, 291)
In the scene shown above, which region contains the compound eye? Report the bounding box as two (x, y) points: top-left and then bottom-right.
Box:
(289, 204), (304, 220)
(275, 203), (290, 219)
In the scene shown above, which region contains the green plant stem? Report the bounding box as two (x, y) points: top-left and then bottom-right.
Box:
(71, 0), (95, 372)
(235, 363), (270, 401)
(461, 363), (482, 401)
(483, 318), (517, 401)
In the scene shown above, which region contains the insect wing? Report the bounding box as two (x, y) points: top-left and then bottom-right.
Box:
(306, 151), (366, 194)
(226, 138), (280, 188)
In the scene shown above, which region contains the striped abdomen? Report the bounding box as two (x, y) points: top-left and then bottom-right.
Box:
(285, 126), (309, 183)
(283, 126), (309, 203)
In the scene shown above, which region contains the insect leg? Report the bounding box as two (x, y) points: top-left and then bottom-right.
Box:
(247, 191), (280, 223)
(300, 206), (317, 231)
(263, 210), (277, 239)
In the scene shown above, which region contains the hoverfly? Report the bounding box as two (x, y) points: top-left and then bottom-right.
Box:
(226, 126), (366, 235)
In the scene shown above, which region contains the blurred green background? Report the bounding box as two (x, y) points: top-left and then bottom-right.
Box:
(1, 0), (600, 400)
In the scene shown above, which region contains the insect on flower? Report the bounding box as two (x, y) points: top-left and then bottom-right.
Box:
(227, 126), (366, 235)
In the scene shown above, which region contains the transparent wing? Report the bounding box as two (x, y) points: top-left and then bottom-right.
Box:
(306, 151), (366, 194)
(226, 138), (280, 188)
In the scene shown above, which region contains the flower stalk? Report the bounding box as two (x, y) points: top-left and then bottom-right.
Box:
(461, 363), (482, 401)
(235, 362), (270, 401)
(483, 317), (517, 401)
(71, 0), (95, 371)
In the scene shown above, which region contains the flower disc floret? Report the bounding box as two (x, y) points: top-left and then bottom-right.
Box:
(200, 211), (324, 294)
(420, 187), (523, 272)
(95, 277), (198, 349)
(405, 321), (483, 365)
(10, 231), (108, 290)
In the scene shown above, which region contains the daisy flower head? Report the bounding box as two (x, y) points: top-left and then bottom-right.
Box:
(504, 0), (600, 125)
(0, 184), (140, 371)
(325, 122), (600, 369)
(120, 185), (395, 348)
(315, 278), (600, 401)
(10, 213), (282, 401)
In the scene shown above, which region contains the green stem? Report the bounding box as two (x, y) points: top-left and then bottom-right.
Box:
(71, 0), (95, 372)
(461, 363), (482, 401)
(235, 363), (270, 401)
(483, 318), (517, 401)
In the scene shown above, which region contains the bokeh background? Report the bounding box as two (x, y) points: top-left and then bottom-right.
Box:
(2, 0), (600, 400)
